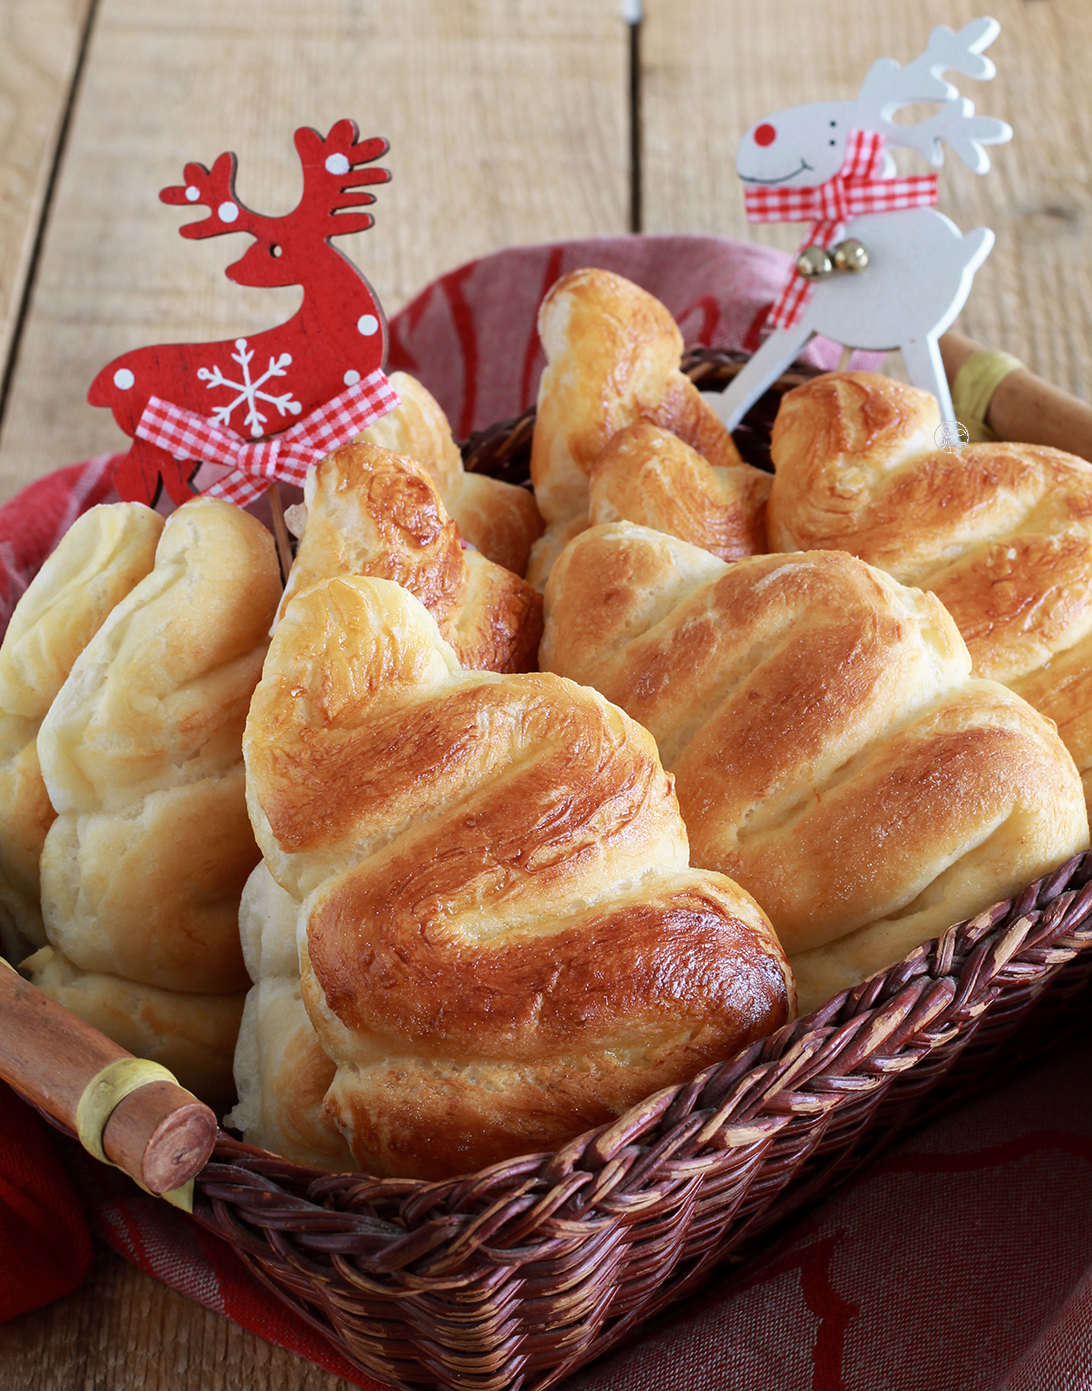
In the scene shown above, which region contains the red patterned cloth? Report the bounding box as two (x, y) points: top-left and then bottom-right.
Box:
(1, 235), (1089, 1390)
(743, 131), (938, 329)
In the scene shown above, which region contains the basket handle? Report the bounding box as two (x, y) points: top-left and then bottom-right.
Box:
(0, 960), (217, 1200)
(941, 330), (1092, 460)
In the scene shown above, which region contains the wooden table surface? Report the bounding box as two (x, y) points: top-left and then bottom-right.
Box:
(1, 0), (1091, 1386)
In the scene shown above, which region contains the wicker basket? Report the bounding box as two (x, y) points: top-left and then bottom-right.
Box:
(186, 350), (1092, 1391)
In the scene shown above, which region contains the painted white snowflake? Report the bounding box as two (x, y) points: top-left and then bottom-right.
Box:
(197, 338), (303, 437)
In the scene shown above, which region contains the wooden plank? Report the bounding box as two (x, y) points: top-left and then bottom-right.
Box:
(640, 0), (1092, 401)
(0, 1249), (353, 1391)
(0, 0), (93, 387)
(0, 0), (629, 504)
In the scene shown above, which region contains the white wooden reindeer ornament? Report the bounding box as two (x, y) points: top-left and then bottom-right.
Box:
(710, 17), (1012, 430)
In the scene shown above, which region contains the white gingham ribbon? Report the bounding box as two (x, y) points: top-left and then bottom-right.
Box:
(135, 370), (400, 508)
(744, 130), (938, 329)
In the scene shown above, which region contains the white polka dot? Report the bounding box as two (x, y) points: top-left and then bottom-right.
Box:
(343, 369), (361, 386)
(185, 186), (200, 202)
(113, 368), (135, 390)
(357, 314), (379, 337)
(218, 201), (239, 223)
(325, 153), (350, 175)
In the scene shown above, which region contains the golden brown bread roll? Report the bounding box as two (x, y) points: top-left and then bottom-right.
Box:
(356, 371), (543, 575)
(225, 863), (356, 1169)
(541, 525), (1088, 1013)
(280, 441), (543, 673)
(243, 574), (793, 1179)
(0, 504), (162, 957)
(22, 944), (244, 1115)
(35, 498), (281, 1001)
(528, 268), (742, 587)
(767, 371), (1092, 806)
(589, 421), (770, 562)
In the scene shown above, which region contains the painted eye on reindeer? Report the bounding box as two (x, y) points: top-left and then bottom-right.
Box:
(270, 245), (283, 258)
(754, 123), (776, 147)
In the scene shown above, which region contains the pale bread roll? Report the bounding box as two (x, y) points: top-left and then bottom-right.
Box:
(279, 440), (542, 672)
(527, 268), (742, 587)
(243, 575), (793, 1179)
(0, 503), (162, 956)
(36, 498), (281, 995)
(22, 944), (244, 1114)
(768, 370), (1092, 809)
(225, 863), (355, 1169)
(356, 371), (542, 576)
(541, 525), (1088, 1014)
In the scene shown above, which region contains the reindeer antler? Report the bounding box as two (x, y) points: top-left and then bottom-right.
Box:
(160, 151), (262, 238)
(856, 17), (1012, 171)
(294, 120), (391, 238)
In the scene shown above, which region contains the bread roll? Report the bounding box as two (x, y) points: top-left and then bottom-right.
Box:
(589, 421), (770, 562)
(22, 945), (244, 1114)
(243, 574), (793, 1179)
(225, 863), (356, 1169)
(0, 504), (162, 957)
(768, 370), (1092, 807)
(280, 441), (543, 673)
(356, 371), (542, 576)
(528, 268), (741, 587)
(541, 525), (1088, 1013)
(36, 498), (281, 997)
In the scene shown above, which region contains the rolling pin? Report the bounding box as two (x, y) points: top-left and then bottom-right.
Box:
(0, 959), (216, 1201)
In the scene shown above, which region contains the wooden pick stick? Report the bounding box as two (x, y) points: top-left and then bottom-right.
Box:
(267, 483), (294, 584)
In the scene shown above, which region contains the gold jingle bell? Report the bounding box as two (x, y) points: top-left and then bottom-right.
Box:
(832, 239), (870, 273)
(795, 245), (834, 280)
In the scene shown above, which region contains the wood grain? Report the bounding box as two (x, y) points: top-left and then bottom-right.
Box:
(641, 0), (1092, 401)
(0, 0), (629, 504)
(0, 0), (93, 385)
(0, 1249), (354, 1391)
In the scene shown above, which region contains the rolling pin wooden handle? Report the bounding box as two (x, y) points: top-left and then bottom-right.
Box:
(0, 962), (216, 1194)
(941, 329), (1092, 462)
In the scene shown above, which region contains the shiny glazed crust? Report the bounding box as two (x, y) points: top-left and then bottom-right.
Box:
(589, 421), (770, 562)
(527, 268), (742, 585)
(243, 575), (794, 1179)
(35, 498), (281, 995)
(0, 503), (163, 956)
(768, 371), (1092, 803)
(541, 526), (1089, 1013)
(357, 372), (543, 576)
(281, 441), (543, 673)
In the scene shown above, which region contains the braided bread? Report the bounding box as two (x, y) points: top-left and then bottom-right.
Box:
(0, 503), (162, 957)
(541, 525), (1088, 1013)
(242, 574), (793, 1178)
(356, 371), (542, 576)
(226, 862), (356, 1169)
(589, 421), (770, 562)
(25, 499), (281, 1103)
(528, 268), (742, 586)
(281, 440), (543, 673)
(767, 371), (1092, 805)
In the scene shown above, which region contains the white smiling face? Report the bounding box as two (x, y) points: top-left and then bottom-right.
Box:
(736, 100), (858, 188)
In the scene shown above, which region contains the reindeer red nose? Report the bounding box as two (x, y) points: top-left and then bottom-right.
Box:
(754, 123), (777, 147)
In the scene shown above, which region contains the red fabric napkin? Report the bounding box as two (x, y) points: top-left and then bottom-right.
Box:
(1, 234), (1089, 1390)
(0, 1084), (92, 1322)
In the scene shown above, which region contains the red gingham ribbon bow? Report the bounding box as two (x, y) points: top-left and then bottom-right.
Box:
(744, 129), (938, 329)
(135, 370), (400, 508)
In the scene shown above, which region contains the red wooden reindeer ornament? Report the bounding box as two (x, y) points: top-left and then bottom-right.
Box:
(89, 119), (398, 508)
